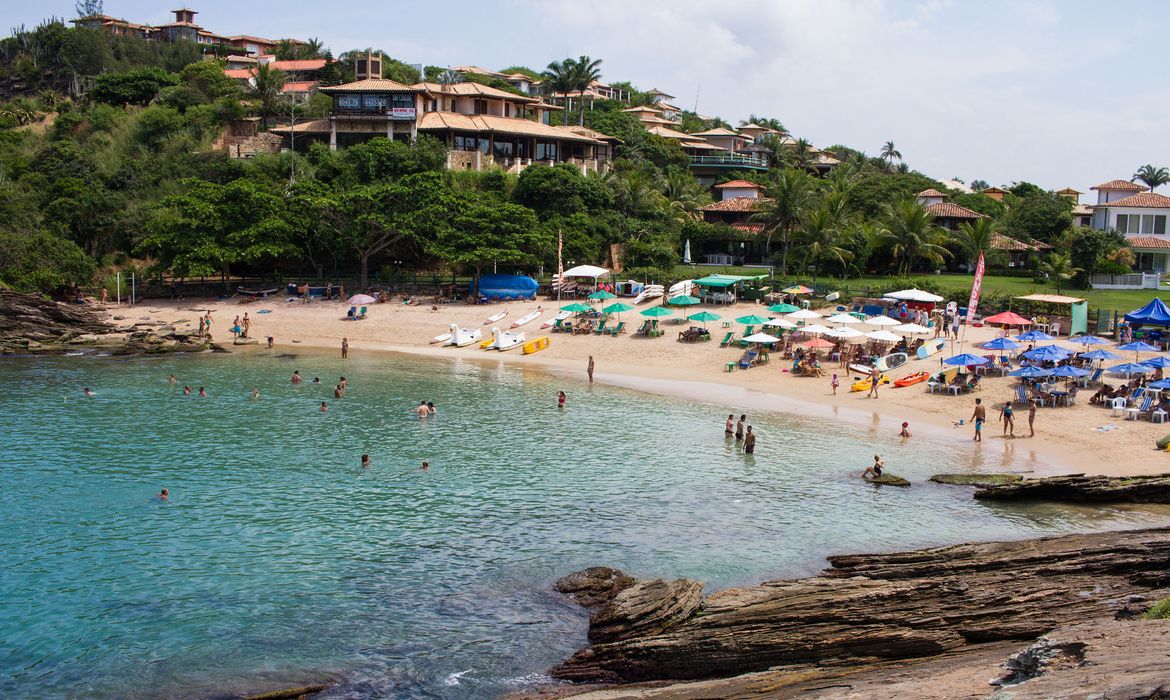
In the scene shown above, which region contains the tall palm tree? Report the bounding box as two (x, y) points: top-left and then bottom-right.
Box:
(740, 114), (786, 133)
(751, 169), (816, 274)
(953, 218), (1006, 269)
(878, 197), (951, 275)
(570, 55), (602, 126)
(1133, 164), (1170, 192)
(1039, 252), (1082, 294)
(540, 59), (576, 114)
(880, 140), (902, 165)
(250, 64), (286, 127)
(661, 169), (710, 223)
(612, 167), (664, 218)
(796, 206), (853, 286)
(787, 138), (814, 170)
(301, 37), (324, 59)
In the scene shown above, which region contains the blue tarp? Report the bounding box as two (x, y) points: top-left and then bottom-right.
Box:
(1125, 298), (1170, 326)
(475, 274), (539, 300)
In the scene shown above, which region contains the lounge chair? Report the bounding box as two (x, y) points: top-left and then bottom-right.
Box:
(1127, 394), (1154, 421)
(1079, 368), (1103, 388)
(358, 306), (367, 319)
(346, 305), (356, 319)
(593, 320), (608, 335)
(607, 321), (626, 336)
(1015, 385), (1029, 405)
(635, 320), (651, 336)
(738, 349), (759, 370)
(719, 332), (734, 347)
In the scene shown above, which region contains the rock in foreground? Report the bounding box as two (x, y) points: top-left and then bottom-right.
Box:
(549, 527), (1170, 685)
(974, 473), (1170, 503)
(930, 473), (1024, 488)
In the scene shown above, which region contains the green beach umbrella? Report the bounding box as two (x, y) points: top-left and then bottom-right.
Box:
(602, 302), (635, 314)
(668, 294), (700, 307)
(561, 302), (592, 313)
(735, 314), (769, 326)
(767, 303), (800, 314)
(688, 310), (721, 328)
(640, 306), (674, 317)
(588, 290), (616, 301)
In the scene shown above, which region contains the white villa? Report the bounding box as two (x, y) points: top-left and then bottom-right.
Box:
(1089, 179), (1170, 273)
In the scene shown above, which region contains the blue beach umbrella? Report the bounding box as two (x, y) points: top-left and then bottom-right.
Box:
(1107, 362), (1153, 376)
(1148, 379), (1170, 390)
(1022, 345), (1072, 362)
(944, 353), (990, 366)
(1072, 335), (1110, 346)
(1118, 341), (1161, 353)
(1081, 349), (1121, 362)
(1016, 330), (1055, 342)
(1141, 355), (1170, 369)
(981, 337), (1021, 351)
(1009, 366), (1053, 378)
(1049, 365), (1090, 378)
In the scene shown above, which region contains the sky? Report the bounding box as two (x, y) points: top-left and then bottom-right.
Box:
(10, 0), (1169, 194)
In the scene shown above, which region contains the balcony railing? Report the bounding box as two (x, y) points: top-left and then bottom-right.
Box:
(689, 153), (768, 168)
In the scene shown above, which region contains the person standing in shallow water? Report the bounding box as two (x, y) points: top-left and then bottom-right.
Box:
(735, 415), (745, 441)
(587, 356), (594, 383)
(557, 391), (566, 408)
(743, 426), (756, 454)
(341, 337), (349, 359)
(725, 414), (734, 437)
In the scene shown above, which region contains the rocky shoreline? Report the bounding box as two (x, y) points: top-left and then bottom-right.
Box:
(531, 527), (1170, 699)
(0, 290), (214, 355)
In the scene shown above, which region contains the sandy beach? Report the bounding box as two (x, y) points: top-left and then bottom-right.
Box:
(110, 295), (1170, 477)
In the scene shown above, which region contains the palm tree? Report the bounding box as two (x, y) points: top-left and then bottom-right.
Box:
(751, 169), (816, 274)
(301, 37), (325, 59)
(796, 206), (853, 286)
(1133, 164), (1170, 192)
(880, 140), (902, 165)
(540, 58), (576, 114)
(1039, 252), (1082, 294)
(878, 197), (951, 275)
(612, 167), (664, 218)
(570, 55), (602, 126)
(788, 138), (814, 170)
(661, 169), (710, 223)
(953, 218), (1006, 269)
(740, 114), (786, 133)
(250, 64), (286, 127)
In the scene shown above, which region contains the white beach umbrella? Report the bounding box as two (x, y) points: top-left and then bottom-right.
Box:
(798, 324), (833, 335)
(743, 332), (781, 344)
(884, 288), (945, 302)
(763, 318), (798, 330)
(893, 323), (932, 335)
(826, 326), (864, 339)
(787, 308), (823, 321)
(866, 330), (902, 342)
(864, 315), (901, 326)
(825, 313), (861, 324)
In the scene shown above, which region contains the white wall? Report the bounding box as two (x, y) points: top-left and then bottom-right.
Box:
(720, 187), (761, 200)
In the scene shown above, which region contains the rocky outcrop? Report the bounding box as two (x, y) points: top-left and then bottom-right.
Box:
(0, 290), (211, 355)
(930, 473), (1024, 488)
(866, 474), (910, 487)
(549, 528), (1170, 685)
(974, 473), (1170, 504)
(555, 567), (636, 608)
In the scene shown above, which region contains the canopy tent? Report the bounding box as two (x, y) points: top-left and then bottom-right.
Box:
(1124, 298), (1170, 327)
(561, 265), (610, 279)
(693, 274), (767, 288)
(1015, 293), (1089, 336)
(983, 311), (1032, 327)
(884, 288), (945, 303)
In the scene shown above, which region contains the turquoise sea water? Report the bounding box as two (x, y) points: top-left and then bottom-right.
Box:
(2, 350), (1169, 699)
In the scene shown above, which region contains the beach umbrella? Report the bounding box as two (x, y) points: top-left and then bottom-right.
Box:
(798, 324), (833, 335)
(1072, 335), (1110, 346)
(825, 326), (864, 340)
(893, 323), (932, 335)
(866, 329), (901, 342)
(983, 311), (1033, 327)
(1107, 362), (1153, 376)
(735, 314), (770, 326)
(347, 293), (376, 304)
(1118, 341), (1161, 362)
(1141, 355), (1170, 369)
(1022, 345), (1072, 361)
(764, 317), (798, 330)
(1081, 349), (1121, 362)
(1015, 330), (1054, 342)
(640, 306), (674, 318)
(1149, 379), (1170, 390)
(865, 315), (901, 326)
(767, 302), (801, 314)
(825, 313), (861, 324)
(602, 302), (634, 314)
(944, 353), (990, 366)
(687, 311), (721, 327)
(743, 332), (780, 344)
(981, 337), (1021, 351)
(800, 337), (836, 350)
(787, 308), (823, 321)
(1009, 366), (1053, 378)
(587, 290), (616, 301)
(783, 284), (814, 295)
(1049, 365), (1090, 378)
(561, 302), (592, 313)
(668, 294), (700, 307)
(884, 288), (944, 302)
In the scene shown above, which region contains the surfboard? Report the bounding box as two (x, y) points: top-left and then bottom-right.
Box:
(916, 338), (946, 360)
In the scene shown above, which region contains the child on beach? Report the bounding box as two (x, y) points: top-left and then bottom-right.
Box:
(899, 422), (911, 438)
(831, 373), (839, 395)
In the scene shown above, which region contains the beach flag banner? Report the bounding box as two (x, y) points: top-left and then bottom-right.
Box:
(966, 252), (985, 323)
(556, 229), (564, 301)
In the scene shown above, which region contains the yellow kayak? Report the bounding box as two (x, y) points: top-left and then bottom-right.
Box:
(522, 337), (550, 354)
(851, 374), (891, 392)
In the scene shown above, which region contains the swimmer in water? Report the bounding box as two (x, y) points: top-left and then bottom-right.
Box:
(291, 370), (302, 384)
(252, 388), (260, 400)
(416, 401), (429, 417)
(83, 387), (95, 397)
(421, 460), (429, 470)
(312, 377), (321, 384)
(899, 421), (911, 438)
(320, 401), (328, 413)
(361, 454), (371, 467)
(156, 488), (169, 501)
(557, 391), (566, 408)
(334, 384), (343, 399)
(168, 373), (176, 384)
(427, 401), (436, 415)
(183, 385), (192, 395)
(198, 387), (206, 397)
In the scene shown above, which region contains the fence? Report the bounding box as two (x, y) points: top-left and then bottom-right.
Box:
(1089, 273), (1161, 290)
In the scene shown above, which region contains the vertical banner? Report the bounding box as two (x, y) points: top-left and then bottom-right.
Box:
(556, 229), (564, 301)
(966, 252), (985, 323)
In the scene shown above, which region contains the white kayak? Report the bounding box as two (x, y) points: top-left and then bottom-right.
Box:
(431, 332), (452, 344)
(541, 310), (571, 329)
(484, 310), (508, 325)
(668, 280), (693, 298)
(874, 352), (909, 372)
(511, 310), (541, 328)
(849, 363), (876, 376)
(634, 284), (664, 305)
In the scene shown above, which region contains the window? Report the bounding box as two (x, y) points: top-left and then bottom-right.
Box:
(1117, 213), (1167, 234)
(493, 141), (513, 159)
(390, 94), (413, 109)
(535, 142), (557, 161)
(473, 99), (488, 115)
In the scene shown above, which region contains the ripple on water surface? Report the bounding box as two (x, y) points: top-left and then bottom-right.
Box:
(1, 351), (1168, 699)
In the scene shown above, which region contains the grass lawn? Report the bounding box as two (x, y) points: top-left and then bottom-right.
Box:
(672, 265), (1166, 312)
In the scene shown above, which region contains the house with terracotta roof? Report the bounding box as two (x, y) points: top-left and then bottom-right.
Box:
(981, 186), (1007, 202)
(916, 189), (987, 230)
(272, 71), (610, 174)
(452, 66), (540, 96)
(73, 7), (300, 57)
(990, 232), (1051, 270)
(1088, 180), (1170, 272)
(71, 14), (156, 40)
(696, 181), (774, 264)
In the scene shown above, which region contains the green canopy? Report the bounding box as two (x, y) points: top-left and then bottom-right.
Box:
(640, 306), (674, 318)
(561, 303), (592, 313)
(688, 311), (721, 322)
(668, 295), (700, 306)
(587, 290), (617, 301)
(602, 302), (635, 314)
(693, 274), (767, 288)
(735, 314), (769, 326)
(767, 303), (800, 313)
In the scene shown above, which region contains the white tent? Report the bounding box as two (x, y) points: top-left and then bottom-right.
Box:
(562, 264), (610, 279)
(884, 288), (944, 303)
(743, 332), (780, 343)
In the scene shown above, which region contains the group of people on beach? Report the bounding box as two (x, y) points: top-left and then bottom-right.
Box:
(723, 414), (756, 454)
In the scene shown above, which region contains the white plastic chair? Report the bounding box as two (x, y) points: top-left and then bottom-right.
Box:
(1110, 397), (1127, 417)
(1050, 322), (1061, 336)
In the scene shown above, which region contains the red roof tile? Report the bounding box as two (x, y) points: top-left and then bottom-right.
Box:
(714, 179), (763, 189)
(991, 233), (1044, 252)
(281, 81), (318, 93)
(1093, 192), (1170, 208)
(917, 188), (947, 198)
(269, 59), (326, 71)
(1126, 236), (1170, 249)
(925, 202), (987, 219)
(224, 69), (253, 79)
(1091, 179), (1147, 191)
(700, 196), (772, 212)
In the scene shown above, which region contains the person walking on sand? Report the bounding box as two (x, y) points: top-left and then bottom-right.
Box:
(868, 366), (881, 399)
(587, 355), (595, 383)
(735, 414), (746, 442)
(1028, 399), (1037, 437)
(831, 372), (839, 395)
(1000, 400), (1015, 438)
(971, 398), (985, 442)
(267, 336), (274, 349)
(743, 426), (756, 454)
(725, 414), (735, 437)
(341, 337), (349, 359)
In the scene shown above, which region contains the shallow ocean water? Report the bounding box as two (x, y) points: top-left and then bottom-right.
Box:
(2, 350), (1167, 699)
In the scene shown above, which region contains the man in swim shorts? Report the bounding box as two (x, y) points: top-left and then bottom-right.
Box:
(971, 398), (985, 442)
(735, 414), (746, 441)
(743, 426), (756, 454)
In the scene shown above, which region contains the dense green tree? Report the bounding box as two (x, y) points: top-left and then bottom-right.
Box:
(341, 136), (447, 183)
(1005, 191), (1073, 244)
(878, 197), (951, 275)
(0, 228), (95, 292)
(432, 198), (545, 279)
(514, 163), (612, 216)
(1008, 181), (1046, 198)
(91, 67), (178, 106)
(795, 206), (852, 285)
(752, 168), (817, 273)
(1064, 226), (1126, 287)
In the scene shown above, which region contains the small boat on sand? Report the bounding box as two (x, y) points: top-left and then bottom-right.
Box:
(431, 332), (452, 344)
(482, 327), (525, 351)
(851, 374), (890, 392)
(541, 311), (571, 329)
(445, 323), (483, 348)
(484, 310), (508, 325)
(511, 310), (541, 328)
(894, 371), (930, 388)
(634, 284), (664, 305)
(849, 363), (875, 376)
(668, 280), (693, 299)
(522, 337), (550, 354)
(874, 353), (909, 372)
